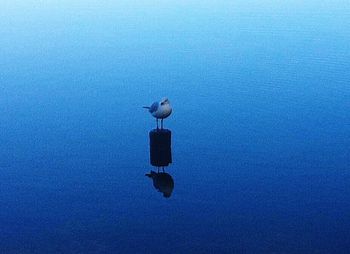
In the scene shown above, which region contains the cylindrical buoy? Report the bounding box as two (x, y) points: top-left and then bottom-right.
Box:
(149, 129), (172, 167)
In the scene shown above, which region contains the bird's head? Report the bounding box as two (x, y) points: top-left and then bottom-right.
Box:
(160, 97), (170, 106)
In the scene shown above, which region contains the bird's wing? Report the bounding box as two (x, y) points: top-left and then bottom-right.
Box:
(149, 102), (159, 113)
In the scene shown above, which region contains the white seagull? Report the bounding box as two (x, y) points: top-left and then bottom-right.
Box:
(143, 97), (172, 129)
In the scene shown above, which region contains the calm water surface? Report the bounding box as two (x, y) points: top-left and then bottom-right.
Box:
(0, 1), (349, 253)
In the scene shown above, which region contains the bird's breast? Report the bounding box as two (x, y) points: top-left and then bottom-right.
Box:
(152, 105), (172, 119)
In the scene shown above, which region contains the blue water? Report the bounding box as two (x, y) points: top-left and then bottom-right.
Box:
(1, 1), (349, 253)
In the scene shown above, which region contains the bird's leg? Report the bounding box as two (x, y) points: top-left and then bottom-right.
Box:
(156, 118), (159, 130)
(157, 167), (160, 173)
(161, 119), (163, 129)
(162, 167), (165, 172)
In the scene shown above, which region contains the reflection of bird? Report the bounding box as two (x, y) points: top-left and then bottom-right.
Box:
(146, 170), (174, 198)
(143, 97), (172, 129)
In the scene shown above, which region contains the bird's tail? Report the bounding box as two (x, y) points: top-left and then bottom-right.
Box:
(145, 170), (156, 178)
(142, 106), (150, 109)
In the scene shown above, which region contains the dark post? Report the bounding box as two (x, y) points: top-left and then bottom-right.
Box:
(149, 129), (172, 167)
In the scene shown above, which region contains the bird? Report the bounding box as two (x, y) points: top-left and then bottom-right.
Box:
(143, 97), (172, 129)
(145, 170), (174, 198)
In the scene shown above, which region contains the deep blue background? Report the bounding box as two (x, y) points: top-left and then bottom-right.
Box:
(0, 1), (349, 253)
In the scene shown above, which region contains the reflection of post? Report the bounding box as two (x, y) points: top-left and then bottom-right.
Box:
(149, 129), (172, 167)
